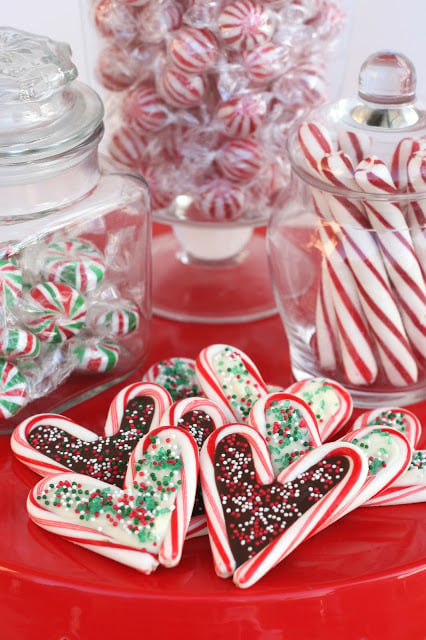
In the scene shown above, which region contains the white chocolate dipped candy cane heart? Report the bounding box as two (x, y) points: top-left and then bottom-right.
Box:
(11, 382), (172, 486)
(319, 151), (417, 386)
(285, 377), (352, 442)
(201, 424), (367, 588)
(160, 396), (228, 538)
(350, 407), (422, 448)
(196, 344), (269, 423)
(27, 426), (199, 573)
(355, 156), (426, 362)
(248, 392), (321, 475)
(366, 449), (426, 506)
(339, 425), (412, 516)
(142, 357), (202, 401)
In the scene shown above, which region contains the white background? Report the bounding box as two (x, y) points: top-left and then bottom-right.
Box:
(1, 1), (425, 99)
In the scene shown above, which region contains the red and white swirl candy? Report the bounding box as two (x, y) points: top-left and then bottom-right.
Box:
(108, 125), (147, 167)
(216, 94), (267, 137)
(41, 239), (105, 293)
(158, 66), (205, 108)
(218, 1), (275, 52)
(123, 85), (170, 133)
(217, 137), (264, 182)
(27, 282), (87, 343)
(169, 26), (219, 73)
(244, 43), (289, 84)
(197, 179), (245, 221)
(0, 359), (28, 420)
(27, 426), (199, 573)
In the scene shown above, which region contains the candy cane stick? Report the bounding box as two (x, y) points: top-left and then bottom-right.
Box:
(407, 150), (426, 276)
(298, 124), (378, 385)
(337, 129), (372, 166)
(320, 152), (417, 386)
(314, 258), (339, 372)
(355, 157), (426, 361)
(313, 190), (378, 384)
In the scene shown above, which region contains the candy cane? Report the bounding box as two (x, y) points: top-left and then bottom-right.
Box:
(407, 149), (426, 277)
(355, 157), (426, 361)
(319, 151), (418, 386)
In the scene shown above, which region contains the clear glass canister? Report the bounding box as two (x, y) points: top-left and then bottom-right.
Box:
(268, 51), (426, 407)
(0, 28), (151, 431)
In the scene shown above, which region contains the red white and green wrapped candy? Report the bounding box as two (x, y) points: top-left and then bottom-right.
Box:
(248, 391), (321, 475)
(93, 300), (139, 336)
(196, 344), (269, 423)
(142, 357), (202, 401)
(27, 282), (87, 343)
(285, 377), (353, 442)
(0, 258), (23, 307)
(27, 426), (199, 574)
(73, 340), (120, 373)
(0, 359), (28, 420)
(0, 327), (40, 360)
(41, 238), (106, 293)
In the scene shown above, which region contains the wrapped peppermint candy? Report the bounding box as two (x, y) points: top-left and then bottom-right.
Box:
(89, 0), (345, 223)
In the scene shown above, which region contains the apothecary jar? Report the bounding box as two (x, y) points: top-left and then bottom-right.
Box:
(0, 28), (151, 431)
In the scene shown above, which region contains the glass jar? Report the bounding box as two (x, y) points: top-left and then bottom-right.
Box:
(84, 0), (347, 323)
(0, 28), (151, 432)
(268, 51), (426, 407)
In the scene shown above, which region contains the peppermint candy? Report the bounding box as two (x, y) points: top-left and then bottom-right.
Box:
(0, 359), (28, 420)
(41, 239), (105, 293)
(27, 282), (87, 343)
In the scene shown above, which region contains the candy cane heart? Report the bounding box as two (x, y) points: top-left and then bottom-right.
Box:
(11, 382), (172, 486)
(200, 424), (367, 588)
(27, 426), (199, 573)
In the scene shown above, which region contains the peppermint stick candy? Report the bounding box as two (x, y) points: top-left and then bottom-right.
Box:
(320, 151), (417, 386)
(355, 157), (426, 361)
(298, 123), (378, 384)
(407, 149), (426, 276)
(313, 191), (378, 384)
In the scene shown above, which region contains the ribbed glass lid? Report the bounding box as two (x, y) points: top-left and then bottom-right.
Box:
(0, 27), (103, 162)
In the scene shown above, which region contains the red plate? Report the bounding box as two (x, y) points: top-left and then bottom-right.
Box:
(1, 312), (426, 639)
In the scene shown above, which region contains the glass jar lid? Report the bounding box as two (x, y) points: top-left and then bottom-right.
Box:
(0, 27), (104, 163)
(287, 50), (426, 192)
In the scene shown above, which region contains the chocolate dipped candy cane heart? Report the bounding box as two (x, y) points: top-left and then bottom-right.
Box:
(27, 426), (199, 573)
(11, 382), (172, 486)
(196, 344), (269, 423)
(200, 424), (367, 588)
(160, 396), (228, 537)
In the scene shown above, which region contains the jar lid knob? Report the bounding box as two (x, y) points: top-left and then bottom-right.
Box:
(358, 50), (416, 105)
(0, 27), (77, 102)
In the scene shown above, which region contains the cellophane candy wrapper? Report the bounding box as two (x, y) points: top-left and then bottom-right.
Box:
(88, 0), (346, 224)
